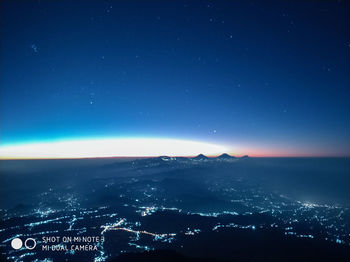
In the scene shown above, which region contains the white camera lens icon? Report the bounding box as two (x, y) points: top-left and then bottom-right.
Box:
(11, 238), (22, 250)
(24, 238), (36, 250)
(11, 238), (36, 250)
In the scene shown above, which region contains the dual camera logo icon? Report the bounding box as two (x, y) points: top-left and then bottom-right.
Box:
(11, 238), (36, 250)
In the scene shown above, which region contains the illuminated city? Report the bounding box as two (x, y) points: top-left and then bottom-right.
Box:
(1, 156), (349, 261)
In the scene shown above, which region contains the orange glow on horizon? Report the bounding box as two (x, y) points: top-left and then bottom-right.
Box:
(0, 138), (345, 160)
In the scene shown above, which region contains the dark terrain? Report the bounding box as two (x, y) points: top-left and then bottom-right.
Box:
(0, 156), (349, 261)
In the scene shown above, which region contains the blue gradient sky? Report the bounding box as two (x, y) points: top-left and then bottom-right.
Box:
(1, 0), (349, 156)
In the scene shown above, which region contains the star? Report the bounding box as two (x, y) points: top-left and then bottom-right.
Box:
(30, 44), (38, 53)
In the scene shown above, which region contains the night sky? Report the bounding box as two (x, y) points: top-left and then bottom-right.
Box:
(1, 0), (349, 156)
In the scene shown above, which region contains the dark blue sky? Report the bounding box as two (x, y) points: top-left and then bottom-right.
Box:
(1, 0), (349, 156)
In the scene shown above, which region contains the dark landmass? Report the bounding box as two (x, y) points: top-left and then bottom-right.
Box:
(0, 157), (349, 262)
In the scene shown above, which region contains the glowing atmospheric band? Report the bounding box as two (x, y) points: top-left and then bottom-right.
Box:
(0, 138), (228, 159)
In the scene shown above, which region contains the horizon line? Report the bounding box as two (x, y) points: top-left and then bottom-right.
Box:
(0, 137), (348, 160)
(1, 153), (349, 160)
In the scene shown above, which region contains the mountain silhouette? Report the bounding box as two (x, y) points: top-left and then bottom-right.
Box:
(216, 153), (236, 160)
(193, 154), (209, 160)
